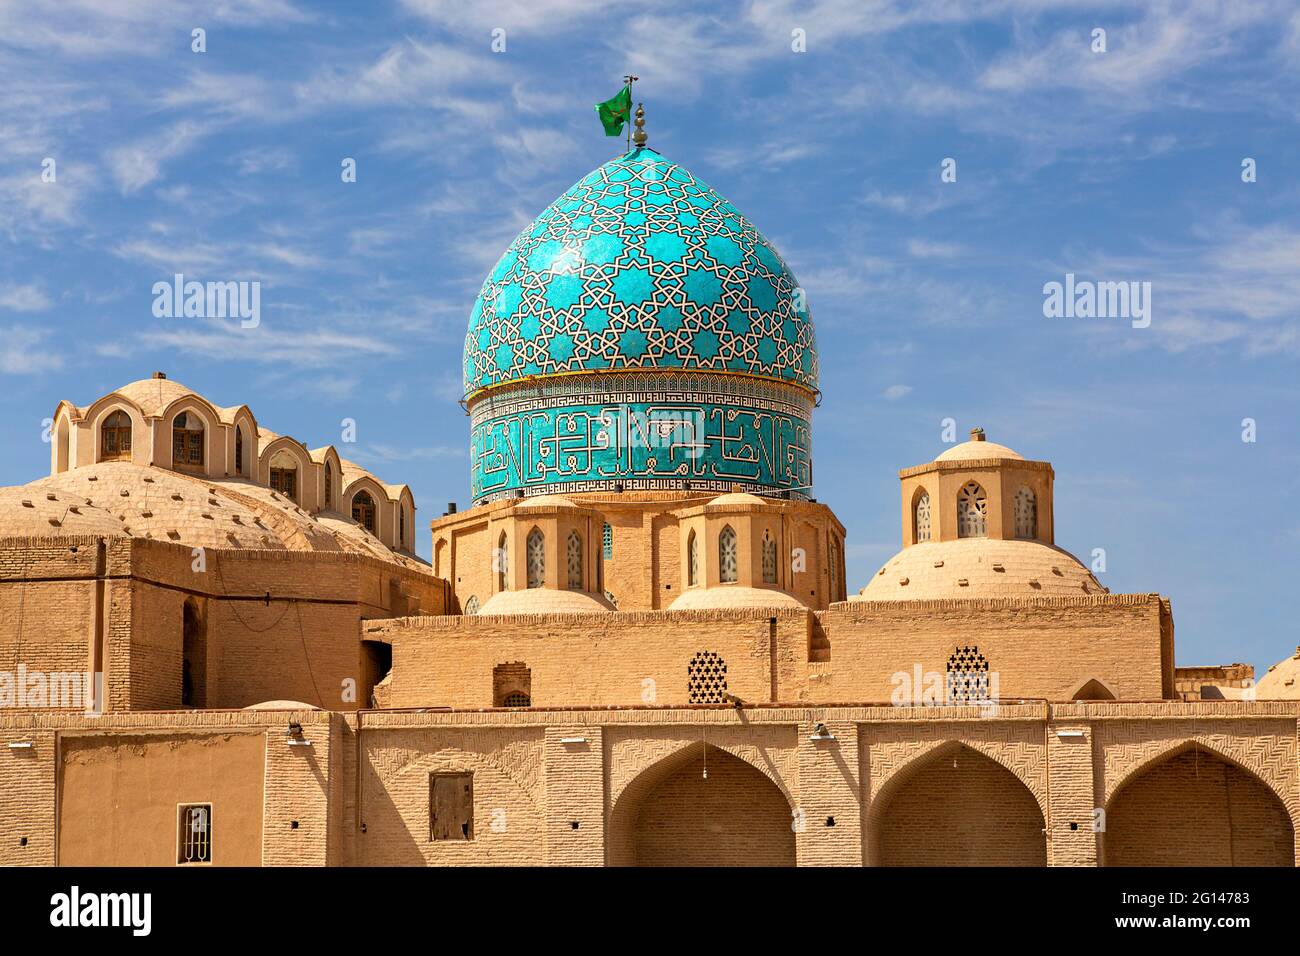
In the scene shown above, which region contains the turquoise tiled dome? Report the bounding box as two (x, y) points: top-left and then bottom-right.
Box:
(464, 146), (818, 397)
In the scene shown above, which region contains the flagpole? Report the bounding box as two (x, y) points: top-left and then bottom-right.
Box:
(623, 74), (638, 152)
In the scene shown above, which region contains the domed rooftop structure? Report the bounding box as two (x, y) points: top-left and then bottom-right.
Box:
(1256, 647), (1300, 699)
(15, 461), (425, 568)
(935, 429), (1024, 462)
(464, 147), (819, 504)
(477, 587), (615, 616)
(853, 539), (1106, 601)
(464, 146), (817, 397)
(669, 585), (805, 611)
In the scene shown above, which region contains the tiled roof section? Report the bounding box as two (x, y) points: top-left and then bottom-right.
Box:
(855, 538), (1105, 601)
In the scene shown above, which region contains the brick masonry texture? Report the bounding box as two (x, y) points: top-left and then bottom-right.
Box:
(1, 702), (1294, 867)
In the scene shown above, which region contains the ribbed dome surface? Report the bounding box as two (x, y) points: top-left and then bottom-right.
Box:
(464, 146), (817, 397)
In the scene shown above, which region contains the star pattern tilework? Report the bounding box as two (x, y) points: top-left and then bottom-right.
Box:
(464, 147), (819, 396)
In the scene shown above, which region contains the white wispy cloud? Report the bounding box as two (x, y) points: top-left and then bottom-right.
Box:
(0, 282), (52, 311)
(0, 326), (63, 374)
(104, 120), (217, 194)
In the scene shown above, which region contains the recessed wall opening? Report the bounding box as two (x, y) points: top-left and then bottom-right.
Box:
(362, 639), (393, 707)
(429, 773), (473, 841)
(493, 661), (532, 707)
(181, 597), (206, 708)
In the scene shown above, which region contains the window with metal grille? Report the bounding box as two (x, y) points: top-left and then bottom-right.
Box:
(914, 491), (932, 542)
(718, 525), (738, 584)
(946, 646), (991, 703)
(602, 522), (613, 560)
(566, 529), (583, 590)
(687, 530), (699, 586)
(761, 529), (777, 584)
(429, 773), (473, 841)
(1014, 486), (1037, 539)
(688, 651), (728, 704)
(324, 461), (333, 507)
(502, 691), (530, 707)
(100, 409), (132, 461)
(177, 803), (212, 864)
(234, 426), (244, 474)
(464, 594), (480, 615)
(526, 528), (545, 588)
(957, 481), (987, 538)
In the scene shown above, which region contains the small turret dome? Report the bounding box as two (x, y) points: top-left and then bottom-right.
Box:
(935, 427), (1024, 462)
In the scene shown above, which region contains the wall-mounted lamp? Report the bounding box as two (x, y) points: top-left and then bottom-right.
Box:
(7, 741), (33, 750)
(286, 722), (313, 746)
(809, 723), (835, 741)
(559, 736), (587, 745)
(1055, 730), (1085, 738)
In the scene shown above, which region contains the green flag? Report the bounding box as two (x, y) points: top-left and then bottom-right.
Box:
(595, 85), (632, 137)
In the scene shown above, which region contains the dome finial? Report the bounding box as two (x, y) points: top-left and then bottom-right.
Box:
(970, 426), (986, 442)
(632, 102), (647, 147)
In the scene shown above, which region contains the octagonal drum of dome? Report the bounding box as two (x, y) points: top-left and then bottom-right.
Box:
(464, 146), (819, 504)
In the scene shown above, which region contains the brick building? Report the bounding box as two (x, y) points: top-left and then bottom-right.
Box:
(1, 143), (1297, 867)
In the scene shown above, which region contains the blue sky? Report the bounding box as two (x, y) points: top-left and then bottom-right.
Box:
(1, 0), (1298, 675)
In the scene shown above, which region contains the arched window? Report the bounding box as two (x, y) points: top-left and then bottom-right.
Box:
(234, 426), (244, 475)
(502, 691), (530, 707)
(352, 490), (376, 532)
(100, 410), (132, 461)
(566, 529), (583, 590)
(602, 522), (613, 560)
(718, 525), (738, 583)
(324, 462), (333, 508)
(1014, 486), (1036, 539)
(496, 531), (509, 592)
(400, 505), (407, 550)
(172, 411), (204, 468)
(688, 651), (728, 704)
(464, 595), (480, 615)
(946, 645), (991, 703)
(269, 449), (298, 502)
(761, 529), (777, 584)
(957, 481), (987, 538)
(687, 530), (699, 586)
(526, 527), (545, 589)
(914, 490), (932, 542)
